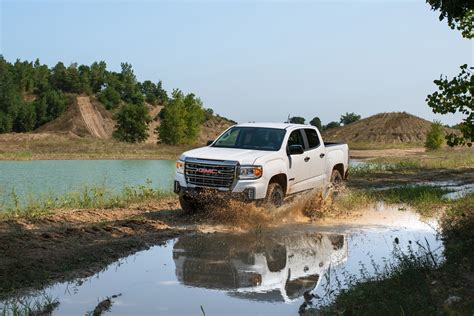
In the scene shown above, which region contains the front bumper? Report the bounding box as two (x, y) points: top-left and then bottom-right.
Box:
(174, 172), (268, 200)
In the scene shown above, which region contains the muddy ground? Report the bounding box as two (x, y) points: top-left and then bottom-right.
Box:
(0, 166), (472, 301)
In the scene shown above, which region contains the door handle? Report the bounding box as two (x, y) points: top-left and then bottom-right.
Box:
(320, 153), (325, 158)
(304, 156), (310, 162)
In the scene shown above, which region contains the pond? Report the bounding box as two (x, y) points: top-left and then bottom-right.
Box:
(0, 159), (366, 208)
(0, 207), (441, 315)
(0, 160), (176, 208)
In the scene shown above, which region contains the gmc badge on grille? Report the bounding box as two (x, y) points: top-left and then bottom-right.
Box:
(197, 168), (218, 175)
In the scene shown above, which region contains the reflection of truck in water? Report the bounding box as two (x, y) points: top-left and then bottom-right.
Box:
(172, 232), (347, 302)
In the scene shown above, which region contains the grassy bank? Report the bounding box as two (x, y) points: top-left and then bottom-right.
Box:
(314, 193), (474, 315)
(0, 181), (173, 219)
(352, 147), (474, 174)
(328, 185), (451, 217)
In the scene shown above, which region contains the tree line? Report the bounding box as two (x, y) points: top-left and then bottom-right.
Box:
(0, 57), (211, 144)
(288, 112), (361, 131)
(426, 0), (473, 147)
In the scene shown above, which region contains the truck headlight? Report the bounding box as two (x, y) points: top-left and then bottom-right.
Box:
(176, 160), (185, 174)
(239, 166), (263, 179)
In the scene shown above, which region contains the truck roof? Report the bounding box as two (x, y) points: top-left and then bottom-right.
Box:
(236, 122), (312, 129)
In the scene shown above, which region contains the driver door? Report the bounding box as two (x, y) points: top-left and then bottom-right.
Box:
(286, 129), (309, 194)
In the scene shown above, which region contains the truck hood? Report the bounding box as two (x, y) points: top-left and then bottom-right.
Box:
(180, 147), (274, 165)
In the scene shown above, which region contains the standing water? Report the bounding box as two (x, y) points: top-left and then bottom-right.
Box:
(0, 160), (176, 208)
(0, 207), (442, 315)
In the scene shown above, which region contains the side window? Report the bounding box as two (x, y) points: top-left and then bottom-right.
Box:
(304, 129), (321, 149)
(287, 130), (304, 147)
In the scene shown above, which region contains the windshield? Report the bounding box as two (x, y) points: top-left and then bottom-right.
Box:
(212, 127), (286, 151)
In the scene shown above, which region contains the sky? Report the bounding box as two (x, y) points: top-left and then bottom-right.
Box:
(1, 0), (472, 125)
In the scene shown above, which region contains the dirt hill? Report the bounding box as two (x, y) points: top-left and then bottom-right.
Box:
(323, 112), (457, 144)
(37, 96), (115, 139)
(37, 96), (234, 144)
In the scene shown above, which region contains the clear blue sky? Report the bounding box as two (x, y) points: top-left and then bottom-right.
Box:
(1, 0), (472, 125)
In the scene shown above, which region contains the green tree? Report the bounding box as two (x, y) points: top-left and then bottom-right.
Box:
(13, 102), (36, 132)
(426, 0), (473, 38)
(113, 103), (151, 142)
(158, 90), (187, 144)
(323, 121), (340, 130)
(427, 65), (473, 147)
(0, 56), (21, 132)
(50, 62), (67, 91)
(33, 59), (50, 94)
(183, 93), (205, 143)
(13, 59), (34, 93)
(426, 1), (473, 146)
(140, 80), (158, 104)
(425, 121), (445, 150)
(155, 80), (168, 104)
(89, 61), (107, 93)
(98, 86), (121, 110)
(118, 63), (143, 105)
(290, 116), (305, 124)
(340, 112), (361, 125)
(309, 116), (322, 130)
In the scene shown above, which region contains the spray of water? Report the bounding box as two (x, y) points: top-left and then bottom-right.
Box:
(194, 185), (342, 229)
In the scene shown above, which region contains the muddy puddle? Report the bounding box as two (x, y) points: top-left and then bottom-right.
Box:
(1, 206), (442, 315)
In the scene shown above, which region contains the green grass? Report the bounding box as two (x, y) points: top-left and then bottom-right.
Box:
(319, 242), (440, 315)
(352, 148), (474, 175)
(373, 185), (450, 215)
(0, 180), (173, 219)
(0, 151), (33, 160)
(348, 142), (423, 150)
(331, 188), (375, 210)
(330, 185), (451, 215)
(1, 295), (59, 316)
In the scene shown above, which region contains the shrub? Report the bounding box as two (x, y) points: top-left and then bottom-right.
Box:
(113, 103), (151, 142)
(425, 121), (445, 150)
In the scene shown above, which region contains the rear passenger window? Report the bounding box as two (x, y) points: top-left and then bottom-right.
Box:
(305, 129), (321, 149)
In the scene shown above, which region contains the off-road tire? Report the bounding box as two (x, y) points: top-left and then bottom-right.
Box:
(330, 169), (343, 184)
(179, 195), (200, 214)
(264, 243), (287, 272)
(264, 182), (285, 208)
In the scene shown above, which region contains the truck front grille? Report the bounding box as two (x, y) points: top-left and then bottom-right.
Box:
(185, 160), (236, 190)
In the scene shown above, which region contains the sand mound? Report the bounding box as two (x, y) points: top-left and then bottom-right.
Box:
(37, 95), (115, 139)
(323, 112), (458, 144)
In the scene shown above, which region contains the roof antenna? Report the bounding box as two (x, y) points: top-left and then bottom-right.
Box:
(285, 114), (290, 123)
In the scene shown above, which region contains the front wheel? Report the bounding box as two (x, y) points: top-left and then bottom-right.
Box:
(264, 183), (285, 208)
(179, 195), (200, 214)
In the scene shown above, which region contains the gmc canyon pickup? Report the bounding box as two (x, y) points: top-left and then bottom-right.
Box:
(174, 123), (349, 212)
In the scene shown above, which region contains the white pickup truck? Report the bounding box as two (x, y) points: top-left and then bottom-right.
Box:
(174, 123), (349, 212)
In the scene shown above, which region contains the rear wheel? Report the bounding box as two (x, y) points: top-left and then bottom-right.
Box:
(330, 169), (343, 184)
(264, 183), (285, 208)
(325, 169), (344, 200)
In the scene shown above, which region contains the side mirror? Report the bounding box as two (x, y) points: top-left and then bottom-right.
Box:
(289, 144), (304, 155)
(206, 140), (214, 146)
